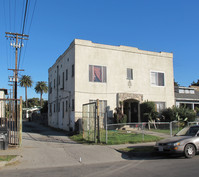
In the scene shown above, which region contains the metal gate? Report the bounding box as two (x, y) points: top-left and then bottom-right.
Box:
(0, 97), (22, 145)
(82, 102), (97, 142)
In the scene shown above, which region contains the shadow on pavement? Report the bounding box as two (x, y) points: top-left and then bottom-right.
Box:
(22, 120), (77, 144)
(116, 145), (186, 161)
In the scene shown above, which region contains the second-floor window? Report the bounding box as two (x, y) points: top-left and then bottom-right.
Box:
(66, 69), (68, 80)
(72, 65), (74, 77)
(89, 65), (107, 83)
(127, 68), (133, 80)
(151, 71), (165, 86)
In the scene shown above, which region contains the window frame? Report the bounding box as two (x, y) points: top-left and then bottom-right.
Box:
(89, 65), (107, 83)
(150, 71), (165, 87)
(155, 102), (166, 112)
(127, 68), (133, 80)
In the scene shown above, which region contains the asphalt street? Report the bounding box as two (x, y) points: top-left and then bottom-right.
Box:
(1, 155), (199, 177)
(1, 121), (199, 177)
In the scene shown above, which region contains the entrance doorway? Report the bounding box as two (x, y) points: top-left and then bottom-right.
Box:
(123, 99), (140, 122)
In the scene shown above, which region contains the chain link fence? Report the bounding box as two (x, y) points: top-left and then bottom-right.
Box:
(81, 105), (199, 144)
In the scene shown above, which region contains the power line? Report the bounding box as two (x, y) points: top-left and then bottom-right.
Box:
(18, 0), (29, 69)
(8, 0), (11, 31)
(13, 0), (16, 32)
(27, 0), (37, 34)
(20, 0), (37, 69)
(3, 0), (7, 31)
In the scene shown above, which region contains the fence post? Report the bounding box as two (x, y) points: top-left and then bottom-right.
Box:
(170, 122), (172, 137)
(97, 99), (100, 143)
(19, 96), (22, 146)
(142, 123), (144, 141)
(105, 111), (108, 144)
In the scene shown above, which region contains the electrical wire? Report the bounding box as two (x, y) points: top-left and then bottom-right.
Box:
(27, 0), (37, 34)
(18, 0), (29, 69)
(8, 0), (11, 32)
(13, 0), (16, 32)
(19, 0), (37, 70)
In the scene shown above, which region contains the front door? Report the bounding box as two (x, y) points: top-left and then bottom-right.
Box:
(131, 102), (138, 122)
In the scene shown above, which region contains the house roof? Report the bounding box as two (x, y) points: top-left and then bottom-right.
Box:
(175, 90), (199, 101)
(0, 89), (8, 95)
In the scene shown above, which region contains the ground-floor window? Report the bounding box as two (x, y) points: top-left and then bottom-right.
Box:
(89, 99), (107, 117)
(155, 102), (165, 112)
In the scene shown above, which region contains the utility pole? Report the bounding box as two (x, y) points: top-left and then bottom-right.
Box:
(5, 32), (29, 131)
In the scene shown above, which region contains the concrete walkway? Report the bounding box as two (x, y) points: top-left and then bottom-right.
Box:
(0, 121), (166, 170)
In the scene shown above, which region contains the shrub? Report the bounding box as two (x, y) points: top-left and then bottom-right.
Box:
(161, 106), (196, 122)
(140, 101), (158, 122)
(114, 107), (127, 123)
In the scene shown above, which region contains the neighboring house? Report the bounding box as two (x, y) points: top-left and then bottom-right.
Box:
(0, 89), (8, 126)
(22, 107), (41, 119)
(48, 39), (175, 131)
(175, 86), (199, 110)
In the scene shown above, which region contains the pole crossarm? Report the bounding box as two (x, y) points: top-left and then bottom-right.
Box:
(5, 32), (29, 37)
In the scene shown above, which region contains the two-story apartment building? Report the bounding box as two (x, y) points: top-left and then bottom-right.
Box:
(48, 39), (175, 131)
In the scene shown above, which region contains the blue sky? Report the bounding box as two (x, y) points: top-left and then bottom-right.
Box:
(0, 0), (199, 101)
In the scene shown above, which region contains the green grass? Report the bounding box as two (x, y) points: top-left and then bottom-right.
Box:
(105, 131), (162, 145)
(70, 130), (162, 145)
(0, 155), (17, 162)
(149, 128), (180, 135)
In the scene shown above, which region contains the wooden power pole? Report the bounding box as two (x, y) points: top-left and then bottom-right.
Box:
(5, 32), (29, 131)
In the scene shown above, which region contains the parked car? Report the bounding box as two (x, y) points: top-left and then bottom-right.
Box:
(154, 125), (199, 158)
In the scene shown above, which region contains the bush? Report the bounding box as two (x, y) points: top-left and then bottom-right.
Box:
(114, 107), (127, 123)
(161, 106), (196, 122)
(140, 101), (158, 122)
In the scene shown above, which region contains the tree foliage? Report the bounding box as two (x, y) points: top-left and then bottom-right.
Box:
(161, 106), (196, 122)
(35, 81), (48, 107)
(140, 101), (158, 122)
(174, 81), (179, 86)
(40, 100), (48, 113)
(22, 98), (40, 108)
(191, 79), (199, 86)
(19, 75), (33, 107)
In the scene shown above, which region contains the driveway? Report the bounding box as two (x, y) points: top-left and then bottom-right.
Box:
(0, 121), (126, 170)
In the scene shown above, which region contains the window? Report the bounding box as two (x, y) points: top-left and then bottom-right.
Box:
(72, 99), (74, 111)
(89, 99), (107, 117)
(58, 102), (60, 112)
(155, 102), (165, 112)
(58, 75), (60, 85)
(72, 65), (74, 77)
(54, 104), (56, 112)
(66, 69), (68, 80)
(89, 65), (107, 82)
(49, 82), (52, 93)
(66, 100), (68, 112)
(62, 72), (64, 89)
(49, 104), (52, 114)
(62, 102), (64, 118)
(151, 72), (165, 86)
(127, 68), (133, 80)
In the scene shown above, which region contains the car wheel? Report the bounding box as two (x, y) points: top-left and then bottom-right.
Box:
(184, 144), (196, 158)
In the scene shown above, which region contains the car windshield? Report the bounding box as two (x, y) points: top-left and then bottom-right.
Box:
(176, 126), (199, 136)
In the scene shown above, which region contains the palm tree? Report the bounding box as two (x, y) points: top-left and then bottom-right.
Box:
(34, 81), (48, 107)
(19, 75), (33, 107)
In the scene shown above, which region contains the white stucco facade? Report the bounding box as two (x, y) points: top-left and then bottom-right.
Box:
(48, 39), (175, 131)
(0, 89), (8, 118)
